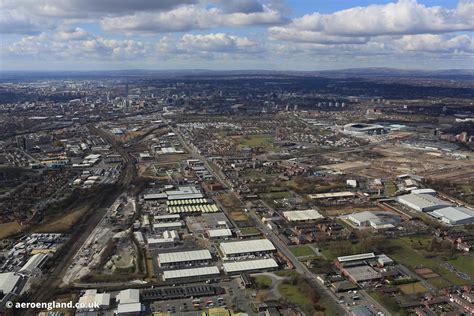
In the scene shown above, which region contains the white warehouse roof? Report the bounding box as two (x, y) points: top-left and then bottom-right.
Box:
(207, 228), (232, 238)
(0, 272), (21, 294)
(220, 239), (275, 256)
(223, 258), (278, 274)
(158, 249), (212, 264)
(162, 266), (220, 280)
(283, 209), (324, 222)
(396, 193), (452, 212)
(429, 206), (474, 225)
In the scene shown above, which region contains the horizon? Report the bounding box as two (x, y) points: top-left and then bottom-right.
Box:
(1, 0), (473, 71)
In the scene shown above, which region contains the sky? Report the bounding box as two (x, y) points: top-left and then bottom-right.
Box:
(0, 0), (473, 71)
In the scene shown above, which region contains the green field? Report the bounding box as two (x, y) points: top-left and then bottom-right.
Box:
(387, 237), (473, 288)
(239, 227), (261, 236)
(266, 191), (292, 199)
(254, 275), (273, 288)
(278, 283), (312, 310)
(397, 282), (428, 295)
(289, 245), (316, 258)
(240, 134), (274, 147)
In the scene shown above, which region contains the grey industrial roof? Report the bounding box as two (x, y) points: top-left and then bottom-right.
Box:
(396, 193), (452, 210)
(222, 258), (278, 273)
(0, 272), (21, 294)
(207, 228), (232, 238)
(158, 249), (212, 264)
(162, 266), (220, 280)
(429, 206), (474, 223)
(337, 253), (376, 263)
(220, 239), (275, 256)
(344, 265), (381, 282)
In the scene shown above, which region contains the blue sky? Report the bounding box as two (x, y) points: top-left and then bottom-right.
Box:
(0, 0), (473, 70)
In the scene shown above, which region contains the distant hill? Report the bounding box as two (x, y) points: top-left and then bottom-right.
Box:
(0, 68), (473, 81)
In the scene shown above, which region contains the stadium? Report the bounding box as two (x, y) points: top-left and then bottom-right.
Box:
(343, 123), (388, 135)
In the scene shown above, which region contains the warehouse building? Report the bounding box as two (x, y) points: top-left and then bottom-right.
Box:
(162, 266), (220, 282)
(158, 249), (212, 268)
(206, 228), (232, 239)
(347, 211), (401, 229)
(77, 289), (111, 312)
(429, 206), (474, 225)
(396, 193), (452, 212)
(153, 221), (184, 231)
(219, 239), (276, 259)
(335, 253), (390, 284)
(283, 209), (324, 222)
(0, 272), (24, 308)
(18, 253), (49, 276)
(222, 258), (278, 275)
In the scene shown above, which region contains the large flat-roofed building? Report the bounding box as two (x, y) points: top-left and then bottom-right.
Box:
(429, 207), (474, 225)
(283, 209), (324, 222)
(162, 266), (220, 282)
(222, 258), (278, 274)
(347, 211), (401, 229)
(166, 185), (204, 200)
(343, 265), (382, 284)
(219, 239), (276, 259)
(396, 193), (452, 212)
(158, 249), (212, 268)
(207, 228), (232, 239)
(153, 221), (184, 231)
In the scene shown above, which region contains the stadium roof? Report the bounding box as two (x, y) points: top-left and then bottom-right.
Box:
(162, 266), (220, 280)
(220, 239), (275, 256)
(283, 209), (324, 221)
(222, 258), (278, 273)
(158, 250), (212, 264)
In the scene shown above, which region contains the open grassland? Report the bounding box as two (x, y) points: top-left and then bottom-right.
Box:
(0, 221), (22, 238)
(289, 245), (316, 258)
(33, 206), (89, 233)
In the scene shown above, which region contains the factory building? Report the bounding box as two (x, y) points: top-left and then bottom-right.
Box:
(429, 207), (474, 225)
(162, 266), (220, 282)
(222, 258), (278, 275)
(283, 209), (324, 222)
(335, 253), (392, 285)
(396, 193), (452, 212)
(347, 211), (401, 229)
(219, 239), (276, 260)
(158, 249), (212, 268)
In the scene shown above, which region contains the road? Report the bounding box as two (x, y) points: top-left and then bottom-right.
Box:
(171, 125), (350, 315)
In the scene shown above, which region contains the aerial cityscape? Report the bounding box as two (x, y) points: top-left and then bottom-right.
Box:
(0, 1), (474, 316)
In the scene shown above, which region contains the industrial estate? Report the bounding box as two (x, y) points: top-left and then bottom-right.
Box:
(0, 69), (473, 316)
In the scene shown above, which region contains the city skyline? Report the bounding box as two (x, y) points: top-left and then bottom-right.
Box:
(1, 0), (473, 71)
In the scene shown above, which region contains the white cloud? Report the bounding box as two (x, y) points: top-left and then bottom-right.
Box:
(269, 0), (474, 45)
(156, 33), (260, 54)
(102, 4), (285, 34)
